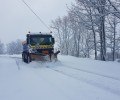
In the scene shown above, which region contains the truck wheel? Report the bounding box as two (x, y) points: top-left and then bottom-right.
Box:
(26, 54), (31, 63)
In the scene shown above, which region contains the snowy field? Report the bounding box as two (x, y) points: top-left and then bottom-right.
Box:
(0, 55), (120, 100)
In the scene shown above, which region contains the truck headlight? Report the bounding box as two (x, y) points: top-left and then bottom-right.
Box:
(29, 48), (37, 53)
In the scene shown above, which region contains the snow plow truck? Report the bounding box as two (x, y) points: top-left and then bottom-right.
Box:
(22, 32), (60, 63)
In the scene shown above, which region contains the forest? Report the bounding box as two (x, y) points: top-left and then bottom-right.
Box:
(51, 0), (120, 61)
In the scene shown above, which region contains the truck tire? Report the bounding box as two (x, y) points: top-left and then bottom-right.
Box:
(22, 52), (31, 63)
(22, 53), (25, 62)
(26, 54), (31, 63)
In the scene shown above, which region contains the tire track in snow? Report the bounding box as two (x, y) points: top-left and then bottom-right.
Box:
(15, 60), (73, 100)
(11, 57), (120, 81)
(46, 66), (120, 96)
(60, 65), (120, 81)
(10, 56), (120, 96)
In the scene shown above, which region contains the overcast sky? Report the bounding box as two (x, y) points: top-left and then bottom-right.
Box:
(0, 0), (73, 43)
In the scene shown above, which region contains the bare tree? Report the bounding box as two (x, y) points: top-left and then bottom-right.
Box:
(0, 40), (4, 54)
(106, 13), (120, 61)
(7, 40), (22, 55)
(51, 0), (120, 61)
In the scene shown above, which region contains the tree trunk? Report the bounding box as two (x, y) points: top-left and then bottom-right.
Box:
(98, 0), (106, 61)
(113, 16), (116, 61)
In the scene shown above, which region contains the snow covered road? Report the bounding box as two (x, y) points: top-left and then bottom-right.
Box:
(0, 55), (120, 100)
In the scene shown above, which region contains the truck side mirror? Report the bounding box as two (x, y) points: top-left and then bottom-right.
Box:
(52, 38), (55, 44)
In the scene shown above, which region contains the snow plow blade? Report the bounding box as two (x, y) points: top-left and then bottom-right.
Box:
(22, 51), (60, 63)
(50, 51), (60, 61)
(31, 51), (60, 62)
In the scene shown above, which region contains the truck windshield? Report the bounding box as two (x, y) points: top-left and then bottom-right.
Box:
(30, 36), (52, 45)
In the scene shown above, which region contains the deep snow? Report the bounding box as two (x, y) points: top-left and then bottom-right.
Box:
(0, 55), (120, 100)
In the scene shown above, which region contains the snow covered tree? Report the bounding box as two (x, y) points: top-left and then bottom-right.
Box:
(6, 40), (22, 55)
(106, 13), (120, 61)
(77, 0), (107, 60)
(51, 0), (120, 61)
(0, 40), (4, 54)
